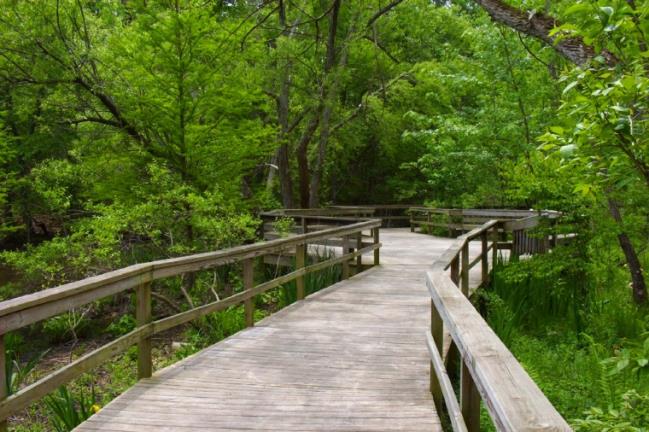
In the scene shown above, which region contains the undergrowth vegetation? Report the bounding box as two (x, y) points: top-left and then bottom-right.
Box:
(480, 240), (649, 430)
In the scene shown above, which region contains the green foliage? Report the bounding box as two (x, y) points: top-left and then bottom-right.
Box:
(45, 386), (99, 432)
(573, 391), (649, 431)
(273, 217), (296, 238)
(105, 315), (136, 337)
(5, 346), (48, 396)
(42, 310), (91, 343)
(490, 245), (589, 334)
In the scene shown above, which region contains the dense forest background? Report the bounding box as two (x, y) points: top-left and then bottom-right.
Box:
(0, 0), (648, 430)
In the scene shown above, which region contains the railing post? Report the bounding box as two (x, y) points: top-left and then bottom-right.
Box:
(342, 236), (350, 280)
(461, 243), (469, 297)
(481, 231), (488, 285)
(492, 226), (499, 270)
(429, 300), (444, 413)
(461, 362), (481, 432)
(243, 258), (254, 327)
(356, 232), (363, 274)
(373, 227), (380, 266)
(512, 229), (520, 260)
(296, 243), (306, 300)
(301, 216), (308, 234)
(451, 256), (460, 285)
(136, 282), (152, 379)
(0, 334), (6, 432)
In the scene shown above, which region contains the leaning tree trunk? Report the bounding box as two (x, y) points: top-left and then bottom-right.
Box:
(607, 197), (647, 304)
(473, 0), (645, 304)
(473, 0), (616, 66)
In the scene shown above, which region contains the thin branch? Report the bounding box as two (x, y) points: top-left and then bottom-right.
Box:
(366, 0), (407, 28)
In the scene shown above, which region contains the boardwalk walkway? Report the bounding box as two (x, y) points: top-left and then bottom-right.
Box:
(75, 229), (485, 432)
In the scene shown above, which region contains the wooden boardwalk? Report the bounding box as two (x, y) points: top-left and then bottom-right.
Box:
(75, 229), (486, 432)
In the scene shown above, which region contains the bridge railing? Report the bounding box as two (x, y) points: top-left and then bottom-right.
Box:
(422, 212), (571, 431)
(410, 207), (561, 259)
(0, 217), (381, 429)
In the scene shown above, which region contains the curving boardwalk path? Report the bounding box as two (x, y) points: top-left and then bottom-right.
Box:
(75, 229), (487, 432)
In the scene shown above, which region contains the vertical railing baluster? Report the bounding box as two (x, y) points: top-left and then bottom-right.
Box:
(0, 334), (6, 432)
(243, 258), (254, 327)
(373, 227), (380, 266)
(136, 281), (152, 379)
(342, 236), (350, 280)
(429, 300), (444, 414)
(461, 362), (481, 432)
(296, 243), (306, 300)
(451, 256), (460, 285)
(492, 226), (499, 270)
(481, 231), (488, 285)
(356, 232), (363, 275)
(461, 243), (469, 297)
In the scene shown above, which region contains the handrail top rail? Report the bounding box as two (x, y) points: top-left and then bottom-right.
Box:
(431, 220), (500, 271)
(426, 271), (571, 431)
(259, 211), (373, 222)
(0, 218), (380, 321)
(409, 207), (560, 218)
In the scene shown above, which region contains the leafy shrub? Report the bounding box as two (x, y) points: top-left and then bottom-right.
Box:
(272, 217), (295, 237)
(105, 314), (136, 337)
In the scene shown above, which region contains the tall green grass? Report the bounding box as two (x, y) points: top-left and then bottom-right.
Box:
(480, 243), (649, 430)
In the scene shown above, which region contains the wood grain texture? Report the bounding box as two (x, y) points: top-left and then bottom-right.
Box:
(75, 229), (492, 432)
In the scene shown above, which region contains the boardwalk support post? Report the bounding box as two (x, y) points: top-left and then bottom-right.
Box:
(342, 236), (350, 280)
(461, 362), (481, 432)
(461, 243), (469, 297)
(492, 226), (499, 270)
(373, 227), (380, 266)
(296, 243), (306, 300)
(429, 300), (444, 414)
(356, 232), (363, 274)
(0, 335), (6, 432)
(136, 282), (152, 379)
(481, 231), (488, 285)
(243, 259), (254, 327)
(450, 256), (459, 285)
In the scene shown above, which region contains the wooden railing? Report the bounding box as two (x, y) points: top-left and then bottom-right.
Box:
(410, 207), (561, 259)
(421, 211), (571, 431)
(0, 217), (382, 430)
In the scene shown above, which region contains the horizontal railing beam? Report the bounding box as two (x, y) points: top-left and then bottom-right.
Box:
(426, 332), (468, 432)
(426, 271), (571, 431)
(0, 324), (153, 421)
(0, 220), (380, 332)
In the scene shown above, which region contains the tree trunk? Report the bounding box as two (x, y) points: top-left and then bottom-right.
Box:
(473, 0), (616, 65)
(308, 0), (342, 208)
(273, 0), (294, 208)
(607, 197), (647, 304)
(297, 115), (320, 208)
